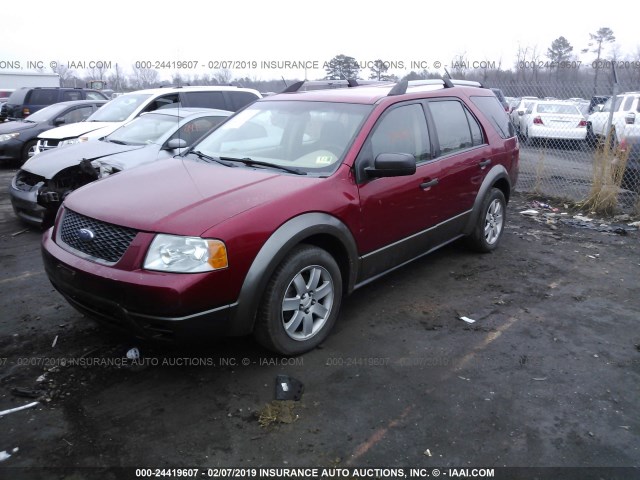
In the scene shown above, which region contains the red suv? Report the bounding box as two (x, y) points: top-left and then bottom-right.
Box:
(41, 78), (519, 355)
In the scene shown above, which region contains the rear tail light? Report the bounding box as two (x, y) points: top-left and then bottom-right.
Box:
(22, 107), (30, 117)
(533, 116), (543, 125)
(625, 112), (636, 125)
(619, 138), (628, 152)
(578, 119), (587, 127)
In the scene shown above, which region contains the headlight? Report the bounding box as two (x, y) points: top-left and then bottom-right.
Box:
(143, 234), (228, 273)
(0, 132), (19, 142)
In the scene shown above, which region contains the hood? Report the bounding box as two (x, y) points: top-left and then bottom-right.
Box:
(0, 120), (37, 134)
(37, 121), (117, 140)
(64, 158), (320, 235)
(22, 140), (145, 179)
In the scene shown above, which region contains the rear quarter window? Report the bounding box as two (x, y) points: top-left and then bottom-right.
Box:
(227, 91), (260, 111)
(28, 89), (59, 105)
(470, 95), (515, 139)
(7, 89), (28, 103)
(183, 91), (226, 110)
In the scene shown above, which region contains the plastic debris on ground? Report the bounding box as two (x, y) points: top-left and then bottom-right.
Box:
(0, 401), (39, 417)
(126, 347), (141, 360)
(0, 448), (19, 462)
(11, 387), (43, 399)
(275, 374), (304, 401)
(517, 199), (639, 235)
(460, 316), (476, 324)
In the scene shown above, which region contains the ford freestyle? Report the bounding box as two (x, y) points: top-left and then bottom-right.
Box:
(41, 79), (519, 355)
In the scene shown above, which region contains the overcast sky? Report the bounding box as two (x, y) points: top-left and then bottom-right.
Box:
(2, 0), (638, 81)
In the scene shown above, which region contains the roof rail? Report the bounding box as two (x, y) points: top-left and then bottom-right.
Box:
(279, 79), (371, 93)
(387, 78), (484, 96)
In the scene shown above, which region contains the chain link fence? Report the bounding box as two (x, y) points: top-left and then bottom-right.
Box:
(493, 82), (640, 212)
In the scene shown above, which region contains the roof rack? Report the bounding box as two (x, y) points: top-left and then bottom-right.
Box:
(279, 79), (386, 93)
(387, 78), (484, 96)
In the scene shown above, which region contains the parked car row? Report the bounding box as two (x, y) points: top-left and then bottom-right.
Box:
(503, 91), (638, 189)
(7, 85), (263, 225)
(11, 107), (231, 226)
(0, 99), (107, 163)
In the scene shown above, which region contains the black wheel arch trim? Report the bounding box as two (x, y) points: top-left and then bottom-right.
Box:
(463, 165), (511, 235)
(231, 213), (358, 335)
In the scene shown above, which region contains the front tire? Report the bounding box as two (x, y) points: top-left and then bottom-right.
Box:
(254, 245), (342, 355)
(465, 188), (506, 253)
(21, 140), (38, 165)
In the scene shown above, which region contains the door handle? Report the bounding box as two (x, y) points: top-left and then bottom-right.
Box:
(479, 159), (491, 168)
(420, 178), (439, 189)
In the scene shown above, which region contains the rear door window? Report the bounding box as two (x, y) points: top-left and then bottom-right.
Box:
(429, 100), (479, 154)
(62, 90), (82, 101)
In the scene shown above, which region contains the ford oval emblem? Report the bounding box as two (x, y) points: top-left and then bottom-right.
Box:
(78, 228), (95, 243)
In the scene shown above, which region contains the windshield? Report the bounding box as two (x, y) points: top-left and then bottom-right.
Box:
(20, 103), (67, 122)
(86, 93), (152, 122)
(106, 113), (179, 145)
(191, 100), (371, 175)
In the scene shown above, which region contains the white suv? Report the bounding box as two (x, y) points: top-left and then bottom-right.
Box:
(587, 91), (640, 146)
(35, 86), (261, 153)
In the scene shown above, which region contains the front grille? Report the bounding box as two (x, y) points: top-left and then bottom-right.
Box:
(59, 209), (138, 263)
(39, 139), (61, 151)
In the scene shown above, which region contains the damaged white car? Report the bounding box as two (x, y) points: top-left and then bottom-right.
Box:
(10, 108), (230, 226)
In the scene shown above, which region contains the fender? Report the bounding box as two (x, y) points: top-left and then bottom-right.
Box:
(463, 164), (511, 235)
(230, 212), (359, 335)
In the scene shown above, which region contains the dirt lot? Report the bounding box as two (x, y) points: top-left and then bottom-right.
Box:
(0, 165), (639, 479)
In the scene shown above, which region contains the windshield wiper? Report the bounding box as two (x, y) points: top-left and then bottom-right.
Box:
(189, 150), (236, 167)
(220, 157), (307, 175)
(106, 139), (128, 145)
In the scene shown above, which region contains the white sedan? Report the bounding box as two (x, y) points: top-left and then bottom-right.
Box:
(521, 101), (587, 145)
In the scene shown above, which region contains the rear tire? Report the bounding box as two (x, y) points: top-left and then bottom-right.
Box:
(254, 245), (342, 355)
(465, 188), (506, 253)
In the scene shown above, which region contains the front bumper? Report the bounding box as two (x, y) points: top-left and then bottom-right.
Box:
(41, 228), (242, 341)
(9, 176), (46, 226)
(0, 138), (24, 161)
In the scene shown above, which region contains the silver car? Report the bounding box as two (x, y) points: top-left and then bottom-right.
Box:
(10, 107), (231, 226)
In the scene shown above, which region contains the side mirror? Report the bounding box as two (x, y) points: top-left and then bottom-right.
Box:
(518, 110), (524, 116)
(164, 138), (188, 150)
(595, 104), (604, 112)
(364, 153), (416, 178)
(53, 117), (66, 126)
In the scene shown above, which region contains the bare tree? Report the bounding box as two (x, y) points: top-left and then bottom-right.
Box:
(107, 63), (127, 92)
(450, 53), (468, 78)
(86, 63), (110, 82)
(51, 62), (76, 87)
(213, 68), (233, 85)
(131, 64), (160, 89)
